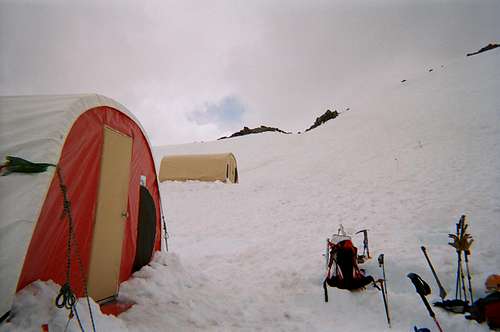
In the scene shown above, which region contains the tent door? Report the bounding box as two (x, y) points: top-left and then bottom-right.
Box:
(132, 186), (157, 272)
(87, 126), (132, 302)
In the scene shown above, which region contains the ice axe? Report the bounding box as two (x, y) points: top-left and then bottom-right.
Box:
(407, 273), (444, 332)
(421, 246), (447, 301)
(355, 229), (370, 259)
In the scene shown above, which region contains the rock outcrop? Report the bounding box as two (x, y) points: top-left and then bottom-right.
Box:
(219, 125), (291, 140)
(305, 109), (339, 132)
(466, 43), (499, 57)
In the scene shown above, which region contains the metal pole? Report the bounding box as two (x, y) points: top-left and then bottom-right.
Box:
(459, 251), (468, 303)
(379, 280), (391, 328)
(421, 246), (447, 301)
(464, 251), (473, 303)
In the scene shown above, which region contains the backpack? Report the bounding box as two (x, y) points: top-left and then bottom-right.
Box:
(323, 239), (374, 302)
(466, 292), (500, 329)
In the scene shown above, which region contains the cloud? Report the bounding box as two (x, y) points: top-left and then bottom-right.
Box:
(1, 0), (500, 145)
(187, 96), (245, 132)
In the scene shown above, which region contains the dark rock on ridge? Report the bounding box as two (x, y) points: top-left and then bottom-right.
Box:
(466, 43), (499, 57)
(305, 109), (339, 132)
(219, 125), (291, 140)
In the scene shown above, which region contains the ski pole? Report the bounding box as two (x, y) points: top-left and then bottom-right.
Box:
(377, 279), (391, 327)
(323, 240), (334, 303)
(454, 221), (461, 300)
(420, 246), (447, 300)
(459, 219), (469, 304)
(407, 273), (444, 332)
(464, 250), (473, 303)
(323, 279), (329, 303)
(459, 252), (468, 304)
(378, 254), (388, 298)
(325, 238), (330, 269)
(461, 220), (474, 303)
(457, 251), (463, 300)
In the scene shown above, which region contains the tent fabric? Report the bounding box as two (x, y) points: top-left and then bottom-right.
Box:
(159, 153), (238, 183)
(0, 94), (162, 315)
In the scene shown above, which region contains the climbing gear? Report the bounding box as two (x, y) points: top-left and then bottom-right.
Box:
(466, 292), (500, 329)
(449, 215), (474, 304)
(407, 273), (444, 332)
(376, 278), (391, 328)
(338, 224), (347, 237)
(355, 229), (370, 262)
(162, 215), (169, 252)
(377, 254), (391, 327)
(55, 284), (77, 310)
(421, 246), (447, 301)
(323, 237), (374, 302)
(0, 156), (55, 175)
(55, 166), (96, 332)
(378, 254), (388, 299)
(325, 238), (330, 269)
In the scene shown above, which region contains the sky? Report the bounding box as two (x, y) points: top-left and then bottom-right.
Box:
(1, 0), (499, 145)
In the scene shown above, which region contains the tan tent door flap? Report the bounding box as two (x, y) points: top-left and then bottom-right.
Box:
(87, 126), (132, 302)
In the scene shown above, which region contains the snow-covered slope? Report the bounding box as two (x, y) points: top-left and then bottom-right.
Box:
(154, 51), (500, 331)
(2, 51), (499, 331)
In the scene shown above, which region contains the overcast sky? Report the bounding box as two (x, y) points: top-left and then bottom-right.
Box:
(1, 0), (499, 145)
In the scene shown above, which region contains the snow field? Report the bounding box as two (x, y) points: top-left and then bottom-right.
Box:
(155, 51), (499, 331)
(1, 50), (498, 331)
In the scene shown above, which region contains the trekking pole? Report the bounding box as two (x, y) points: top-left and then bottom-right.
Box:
(420, 246), (447, 301)
(456, 251), (463, 300)
(323, 279), (329, 303)
(449, 215), (473, 304)
(464, 250), (473, 303)
(323, 240), (334, 303)
(407, 273), (444, 332)
(377, 279), (391, 328)
(453, 218), (462, 300)
(325, 238), (330, 269)
(460, 219), (474, 303)
(378, 254), (388, 298)
(459, 253), (468, 304)
(459, 219), (469, 304)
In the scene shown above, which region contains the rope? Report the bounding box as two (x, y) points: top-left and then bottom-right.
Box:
(63, 308), (85, 332)
(55, 284), (76, 310)
(158, 193), (169, 252)
(162, 215), (169, 252)
(55, 166), (97, 332)
(72, 306), (85, 332)
(64, 314), (71, 332)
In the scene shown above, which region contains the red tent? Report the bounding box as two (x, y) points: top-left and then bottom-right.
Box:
(0, 95), (164, 315)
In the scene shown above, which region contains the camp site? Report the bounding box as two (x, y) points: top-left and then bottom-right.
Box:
(1, 2), (499, 331)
